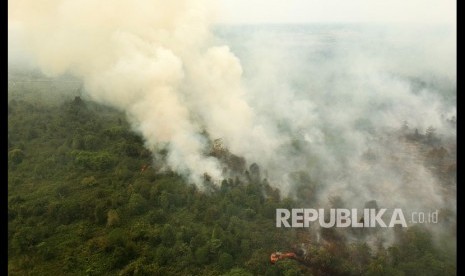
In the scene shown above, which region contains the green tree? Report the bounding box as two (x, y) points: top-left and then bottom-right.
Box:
(9, 149), (25, 165)
(219, 252), (234, 270)
(222, 268), (253, 276)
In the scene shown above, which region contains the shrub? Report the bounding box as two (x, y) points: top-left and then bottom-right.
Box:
(9, 149), (25, 165)
(107, 209), (121, 227)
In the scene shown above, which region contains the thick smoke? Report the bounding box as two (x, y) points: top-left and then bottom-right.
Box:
(215, 24), (456, 247)
(9, 0), (456, 234)
(9, 0), (283, 184)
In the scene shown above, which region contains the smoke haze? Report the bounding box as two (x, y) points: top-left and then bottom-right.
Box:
(9, 0), (284, 184)
(9, 0), (456, 238)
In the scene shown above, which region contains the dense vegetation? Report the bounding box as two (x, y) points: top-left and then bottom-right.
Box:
(8, 89), (455, 275)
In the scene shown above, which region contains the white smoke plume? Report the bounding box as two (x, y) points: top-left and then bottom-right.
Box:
(9, 0), (283, 184)
(213, 24), (455, 249)
(215, 24), (456, 248)
(9, 0), (456, 233)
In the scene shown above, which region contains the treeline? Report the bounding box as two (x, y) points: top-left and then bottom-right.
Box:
(8, 96), (455, 275)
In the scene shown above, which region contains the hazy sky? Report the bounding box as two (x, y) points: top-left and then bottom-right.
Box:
(218, 0), (456, 24)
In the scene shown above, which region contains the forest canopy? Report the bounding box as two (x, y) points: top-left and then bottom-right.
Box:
(8, 85), (455, 275)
